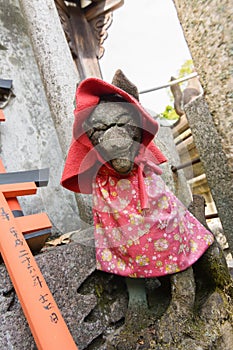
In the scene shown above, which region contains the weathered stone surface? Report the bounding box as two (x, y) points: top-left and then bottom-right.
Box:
(173, 0), (233, 254)
(1, 204), (232, 350)
(19, 0), (79, 155)
(173, 0), (233, 173)
(0, 242), (129, 349)
(173, 0), (233, 255)
(156, 125), (192, 206)
(0, 243), (92, 349)
(184, 95), (233, 253)
(19, 0), (95, 227)
(0, 0), (80, 234)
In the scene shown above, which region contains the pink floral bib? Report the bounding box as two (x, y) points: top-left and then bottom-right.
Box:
(92, 165), (214, 278)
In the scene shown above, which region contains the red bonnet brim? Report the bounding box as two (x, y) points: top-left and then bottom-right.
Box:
(61, 77), (167, 193)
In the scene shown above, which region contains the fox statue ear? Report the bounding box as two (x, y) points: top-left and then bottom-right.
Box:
(112, 69), (139, 101)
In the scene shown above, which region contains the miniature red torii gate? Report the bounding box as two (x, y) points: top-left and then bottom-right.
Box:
(0, 109), (78, 349)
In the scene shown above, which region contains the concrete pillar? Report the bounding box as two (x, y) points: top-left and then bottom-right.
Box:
(18, 0), (79, 154)
(173, 0), (233, 252)
(19, 0), (95, 227)
(184, 96), (233, 253)
(172, 0), (233, 171)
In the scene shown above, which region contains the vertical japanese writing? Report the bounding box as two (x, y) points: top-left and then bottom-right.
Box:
(0, 207), (10, 221)
(10, 227), (23, 247)
(1, 205), (60, 325)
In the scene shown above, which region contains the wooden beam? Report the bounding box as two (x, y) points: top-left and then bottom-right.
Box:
(0, 168), (50, 187)
(84, 0), (124, 21)
(0, 182), (37, 198)
(69, 3), (102, 78)
(0, 159), (52, 252)
(172, 115), (190, 138)
(0, 192), (78, 350)
(15, 213), (52, 234)
(174, 128), (192, 146)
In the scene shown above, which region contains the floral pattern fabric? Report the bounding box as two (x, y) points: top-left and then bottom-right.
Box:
(92, 165), (214, 278)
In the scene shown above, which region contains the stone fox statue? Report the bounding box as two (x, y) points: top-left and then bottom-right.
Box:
(61, 70), (214, 279)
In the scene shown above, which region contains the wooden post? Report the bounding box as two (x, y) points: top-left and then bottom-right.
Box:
(0, 160), (51, 242)
(0, 190), (78, 350)
(0, 159), (24, 215)
(0, 109), (5, 121)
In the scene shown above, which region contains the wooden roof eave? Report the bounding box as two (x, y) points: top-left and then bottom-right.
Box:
(83, 0), (124, 21)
